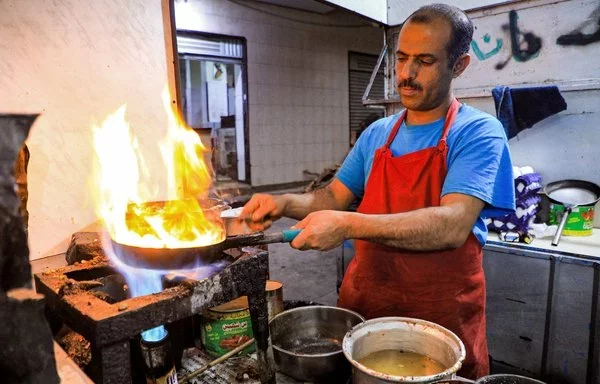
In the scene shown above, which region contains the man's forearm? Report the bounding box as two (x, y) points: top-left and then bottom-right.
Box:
(345, 206), (474, 251)
(281, 188), (345, 220)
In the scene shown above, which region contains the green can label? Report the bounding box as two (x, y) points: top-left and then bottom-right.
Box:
(200, 299), (254, 357)
(549, 204), (595, 236)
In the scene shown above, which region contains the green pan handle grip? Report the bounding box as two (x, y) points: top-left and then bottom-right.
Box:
(282, 229), (301, 243)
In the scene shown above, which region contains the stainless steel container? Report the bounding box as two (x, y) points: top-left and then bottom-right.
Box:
(476, 374), (546, 384)
(265, 280), (284, 321)
(269, 305), (365, 382)
(342, 317), (465, 383)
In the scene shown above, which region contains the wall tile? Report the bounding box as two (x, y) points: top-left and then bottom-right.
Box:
(289, 87), (300, 107)
(279, 66), (290, 88)
(285, 144), (296, 164)
(323, 142), (334, 162)
(275, 124), (286, 145)
(250, 144), (262, 166)
(292, 125), (304, 146)
(312, 124), (322, 145)
(323, 107), (334, 128)
(248, 86), (259, 104)
(285, 127), (296, 147)
(281, 165), (292, 183)
(249, 107), (259, 126)
(303, 107), (314, 126)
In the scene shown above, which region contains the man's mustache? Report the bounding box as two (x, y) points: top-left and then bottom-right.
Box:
(397, 80), (422, 90)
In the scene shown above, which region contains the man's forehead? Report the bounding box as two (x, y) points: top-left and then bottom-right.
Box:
(396, 19), (451, 55)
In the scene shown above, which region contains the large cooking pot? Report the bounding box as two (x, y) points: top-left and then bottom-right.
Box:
(543, 179), (600, 246)
(343, 317), (465, 383)
(269, 306), (364, 382)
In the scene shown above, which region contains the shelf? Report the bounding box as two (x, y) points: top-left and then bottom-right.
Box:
(486, 228), (600, 260)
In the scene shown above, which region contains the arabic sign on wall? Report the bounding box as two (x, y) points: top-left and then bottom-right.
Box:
(455, 0), (600, 90)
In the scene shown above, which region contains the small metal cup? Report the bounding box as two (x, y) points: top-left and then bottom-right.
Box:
(265, 280), (284, 321)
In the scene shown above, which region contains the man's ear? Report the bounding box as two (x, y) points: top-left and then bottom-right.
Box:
(452, 53), (471, 78)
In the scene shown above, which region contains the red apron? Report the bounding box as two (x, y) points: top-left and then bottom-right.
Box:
(338, 99), (488, 379)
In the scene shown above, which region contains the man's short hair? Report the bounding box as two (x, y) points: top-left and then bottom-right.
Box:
(404, 4), (474, 68)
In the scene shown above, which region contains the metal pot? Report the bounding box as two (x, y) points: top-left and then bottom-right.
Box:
(475, 374), (545, 384)
(343, 317), (465, 383)
(220, 206), (252, 236)
(269, 306), (365, 382)
(433, 374), (545, 384)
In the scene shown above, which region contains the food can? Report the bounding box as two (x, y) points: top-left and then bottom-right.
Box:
(266, 280), (284, 321)
(549, 203), (595, 236)
(200, 296), (254, 357)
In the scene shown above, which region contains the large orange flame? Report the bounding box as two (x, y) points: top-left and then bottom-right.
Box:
(91, 90), (225, 249)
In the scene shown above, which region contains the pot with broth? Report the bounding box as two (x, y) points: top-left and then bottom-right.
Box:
(343, 317), (465, 383)
(358, 350), (446, 377)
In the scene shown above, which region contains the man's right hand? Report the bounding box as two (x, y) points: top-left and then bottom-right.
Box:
(240, 193), (287, 231)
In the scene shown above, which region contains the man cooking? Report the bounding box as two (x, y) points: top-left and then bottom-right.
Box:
(241, 4), (515, 379)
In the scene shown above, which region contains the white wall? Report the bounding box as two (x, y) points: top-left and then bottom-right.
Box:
(0, 0), (172, 259)
(174, 0), (383, 186)
(455, 0), (600, 187)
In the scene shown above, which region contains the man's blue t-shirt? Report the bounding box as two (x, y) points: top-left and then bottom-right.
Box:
(337, 103), (515, 245)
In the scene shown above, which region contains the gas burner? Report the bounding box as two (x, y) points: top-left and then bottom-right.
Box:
(35, 248), (274, 384)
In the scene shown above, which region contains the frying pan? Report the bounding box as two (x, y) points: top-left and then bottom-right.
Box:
(543, 179), (600, 246)
(110, 229), (300, 270)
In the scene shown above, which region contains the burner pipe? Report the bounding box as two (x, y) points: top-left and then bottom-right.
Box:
(140, 330), (178, 384)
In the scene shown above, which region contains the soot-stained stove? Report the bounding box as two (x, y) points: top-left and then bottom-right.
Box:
(34, 247), (274, 384)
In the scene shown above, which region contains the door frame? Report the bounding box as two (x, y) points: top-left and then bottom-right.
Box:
(174, 29), (251, 183)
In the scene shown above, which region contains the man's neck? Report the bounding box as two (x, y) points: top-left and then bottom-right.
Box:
(405, 95), (454, 125)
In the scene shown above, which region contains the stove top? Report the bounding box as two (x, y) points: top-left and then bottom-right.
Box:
(35, 246), (275, 384)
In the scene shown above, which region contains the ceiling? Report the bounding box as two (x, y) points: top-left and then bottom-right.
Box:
(253, 0), (336, 15)
(251, 0), (510, 26)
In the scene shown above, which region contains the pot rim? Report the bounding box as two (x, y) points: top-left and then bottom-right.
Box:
(342, 316), (466, 383)
(269, 305), (365, 358)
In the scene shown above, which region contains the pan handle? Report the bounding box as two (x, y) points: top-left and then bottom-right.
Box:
(282, 229), (301, 242)
(223, 229), (302, 248)
(258, 229), (301, 244)
(552, 206), (573, 246)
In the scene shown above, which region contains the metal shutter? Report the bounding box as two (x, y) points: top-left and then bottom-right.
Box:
(349, 53), (384, 133)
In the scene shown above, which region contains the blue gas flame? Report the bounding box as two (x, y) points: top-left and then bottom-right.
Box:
(116, 261), (166, 341)
(143, 326), (167, 342)
(101, 233), (228, 342)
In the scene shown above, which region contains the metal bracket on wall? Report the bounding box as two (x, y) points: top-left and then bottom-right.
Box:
(362, 43), (395, 106)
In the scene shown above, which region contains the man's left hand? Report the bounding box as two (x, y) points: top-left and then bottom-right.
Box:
(290, 210), (350, 251)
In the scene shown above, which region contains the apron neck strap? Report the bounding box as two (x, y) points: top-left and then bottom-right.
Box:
(438, 98), (460, 147)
